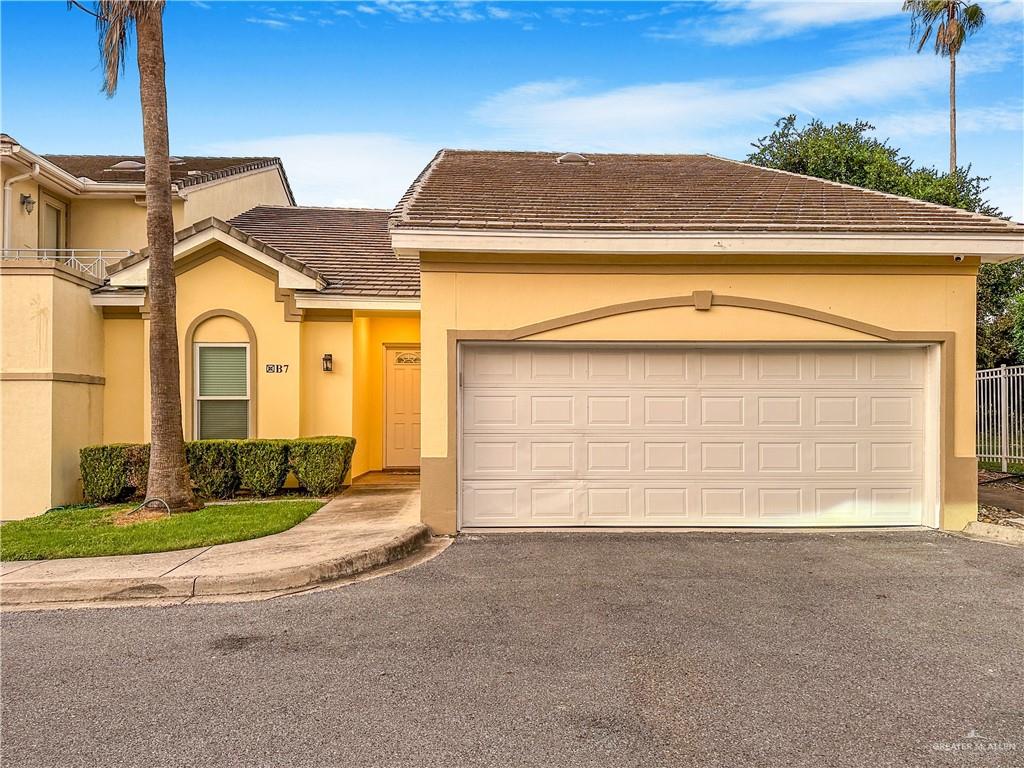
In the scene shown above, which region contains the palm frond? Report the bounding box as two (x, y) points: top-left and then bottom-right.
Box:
(71, 1), (165, 96)
(963, 3), (985, 32)
(903, 0), (986, 58)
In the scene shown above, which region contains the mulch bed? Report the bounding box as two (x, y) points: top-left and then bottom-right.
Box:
(978, 505), (1023, 526)
(978, 469), (1024, 490)
(111, 507), (171, 527)
(977, 470), (1024, 526)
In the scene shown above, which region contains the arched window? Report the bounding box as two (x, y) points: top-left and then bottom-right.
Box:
(185, 310), (257, 441)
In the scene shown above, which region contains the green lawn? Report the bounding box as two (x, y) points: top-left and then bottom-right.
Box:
(0, 500), (323, 561)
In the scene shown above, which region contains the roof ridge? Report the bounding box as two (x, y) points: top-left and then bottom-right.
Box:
(441, 148), (709, 158)
(243, 204), (389, 213)
(41, 152), (279, 160)
(390, 148), (446, 228)
(705, 154), (1020, 229)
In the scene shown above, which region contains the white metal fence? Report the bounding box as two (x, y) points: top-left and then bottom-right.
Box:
(0, 248), (132, 280)
(977, 364), (1024, 471)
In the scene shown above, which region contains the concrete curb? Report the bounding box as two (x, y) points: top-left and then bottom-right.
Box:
(961, 521), (1024, 547)
(1, 524), (431, 606)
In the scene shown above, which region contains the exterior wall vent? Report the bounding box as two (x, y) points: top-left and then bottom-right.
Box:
(556, 152), (589, 165)
(107, 160), (145, 171)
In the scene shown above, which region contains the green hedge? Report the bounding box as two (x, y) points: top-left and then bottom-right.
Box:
(79, 437), (356, 504)
(80, 444), (132, 503)
(289, 437), (356, 496)
(80, 443), (151, 503)
(185, 440), (240, 500)
(236, 440), (290, 497)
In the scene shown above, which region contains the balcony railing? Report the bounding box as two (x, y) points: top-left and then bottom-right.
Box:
(0, 249), (133, 280)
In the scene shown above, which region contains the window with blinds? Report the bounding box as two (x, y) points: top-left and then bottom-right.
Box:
(195, 344), (249, 439)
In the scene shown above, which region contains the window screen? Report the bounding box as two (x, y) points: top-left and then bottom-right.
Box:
(195, 345), (249, 439)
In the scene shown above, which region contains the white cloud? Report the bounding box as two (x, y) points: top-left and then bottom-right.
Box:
(651, 0), (903, 45)
(487, 6), (513, 20)
(986, 1), (1024, 25)
(245, 17), (289, 29)
(472, 53), (961, 152)
(872, 104), (1024, 138)
(353, 1), (484, 22)
(652, 0), (1024, 46)
(200, 133), (439, 208)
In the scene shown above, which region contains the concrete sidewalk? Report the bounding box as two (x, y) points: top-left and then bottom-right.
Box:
(0, 485), (430, 607)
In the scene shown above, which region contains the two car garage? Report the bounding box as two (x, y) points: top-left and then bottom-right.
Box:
(459, 344), (935, 528)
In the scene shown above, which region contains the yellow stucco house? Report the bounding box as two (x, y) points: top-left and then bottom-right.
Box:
(3, 141), (1023, 534)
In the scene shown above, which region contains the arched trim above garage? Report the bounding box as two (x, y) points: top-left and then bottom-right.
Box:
(508, 292), (901, 341)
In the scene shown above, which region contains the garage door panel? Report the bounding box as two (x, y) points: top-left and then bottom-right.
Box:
(463, 435), (924, 480)
(460, 345), (929, 527)
(464, 348), (926, 390)
(462, 479), (926, 526)
(463, 388), (924, 433)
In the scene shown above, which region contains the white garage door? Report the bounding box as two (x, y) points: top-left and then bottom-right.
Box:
(460, 344), (932, 527)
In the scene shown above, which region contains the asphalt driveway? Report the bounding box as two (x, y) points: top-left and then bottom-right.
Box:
(2, 530), (1022, 768)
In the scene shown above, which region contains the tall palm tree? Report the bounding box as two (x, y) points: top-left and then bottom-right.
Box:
(73, 1), (198, 512)
(903, 0), (986, 175)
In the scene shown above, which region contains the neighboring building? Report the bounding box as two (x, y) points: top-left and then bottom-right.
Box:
(4, 145), (1023, 533)
(0, 135), (296, 519)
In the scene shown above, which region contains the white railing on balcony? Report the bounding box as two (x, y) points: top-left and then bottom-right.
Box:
(0, 248), (133, 280)
(977, 364), (1024, 472)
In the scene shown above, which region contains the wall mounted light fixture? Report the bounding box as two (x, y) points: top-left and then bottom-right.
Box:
(322, 353), (333, 373)
(19, 194), (36, 214)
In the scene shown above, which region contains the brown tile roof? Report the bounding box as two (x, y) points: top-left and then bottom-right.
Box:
(228, 206), (419, 297)
(106, 217), (326, 286)
(392, 150), (1023, 235)
(40, 152), (295, 201)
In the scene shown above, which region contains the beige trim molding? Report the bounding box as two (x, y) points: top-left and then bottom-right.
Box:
(426, 292), (964, 533)
(418, 253), (982, 275)
(393, 228), (1023, 262)
(0, 261), (103, 289)
(91, 292), (146, 307)
(183, 309), (258, 440)
(0, 372), (105, 385)
(294, 295), (422, 311)
(110, 227), (323, 290)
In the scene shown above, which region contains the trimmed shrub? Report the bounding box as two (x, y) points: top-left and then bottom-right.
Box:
(81, 437), (354, 502)
(185, 440), (240, 500)
(289, 437), (356, 496)
(236, 440), (290, 497)
(80, 444), (132, 503)
(124, 443), (151, 499)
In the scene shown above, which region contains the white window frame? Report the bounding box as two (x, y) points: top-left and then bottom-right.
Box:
(194, 342), (251, 440)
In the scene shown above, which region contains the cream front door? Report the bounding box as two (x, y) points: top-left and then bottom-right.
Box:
(385, 347), (421, 468)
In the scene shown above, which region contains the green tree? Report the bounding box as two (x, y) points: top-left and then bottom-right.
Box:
(72, 1), (199, 511)
(748, 115), (1022, 368)
(902, 1), (986, 175)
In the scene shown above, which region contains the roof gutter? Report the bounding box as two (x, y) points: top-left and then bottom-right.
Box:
(2, 141), (184, 198)
(293, 295), (420, 311)
(390, 228), (1024, 263)
(2, 162), (40, 250)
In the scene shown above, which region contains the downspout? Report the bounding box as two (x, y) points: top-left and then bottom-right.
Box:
(3, 162), (41, 250)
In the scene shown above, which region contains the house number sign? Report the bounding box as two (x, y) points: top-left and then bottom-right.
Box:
(266, 364), (290, 373)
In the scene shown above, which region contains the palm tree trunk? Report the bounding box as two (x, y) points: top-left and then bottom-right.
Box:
(136, 10), (198, 512)
(949, 49), (957, 176)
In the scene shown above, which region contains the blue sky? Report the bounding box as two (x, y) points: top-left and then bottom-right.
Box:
(2, 0), (1022, 218)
